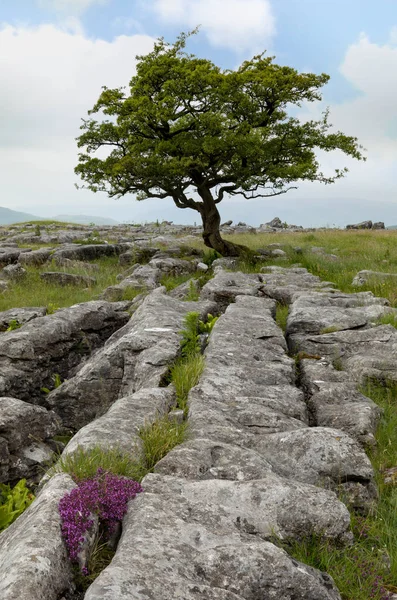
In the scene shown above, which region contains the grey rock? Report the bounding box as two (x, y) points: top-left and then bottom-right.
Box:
(169, 278), (200, 300)
(373, 221), (385, 229)
(62, 388), (175, 457)
(118, 246), (157, 266)
(2, 263), (27, 281)
(18, 248), (53, 266)
(40, 272), (96, 286)
(352, 269), (397, 287)
(0, 397), (59, 483)
(0, 300), (130, 403)
(47, 290), (216, 429)
(51, 243), (129, 263)
(149, 257), (197, 276)
(200, 270), (272, 310)
(197, 261), (209, 272)
(0, 307), (46, 331)
(271, 248), (287, 257)
(254, 427), (375, 491)
(221, 219), (233, 226)
(0, 473), (76, 600)
(266, 216), (283, 228)
(346, 220), (372, 229)
(85, 473), (347, 600)
(0, 248), (23, 267)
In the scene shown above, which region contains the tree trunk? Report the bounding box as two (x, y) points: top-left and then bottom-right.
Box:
(197, 188), (249, 257)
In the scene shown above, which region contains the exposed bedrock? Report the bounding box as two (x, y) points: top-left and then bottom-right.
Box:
(0, 266), (390, 600)
(0, 300), (131, 403)
(47, 289), (217, 429)
(0, 397), (59, 484)
(0, 473), (76, 600)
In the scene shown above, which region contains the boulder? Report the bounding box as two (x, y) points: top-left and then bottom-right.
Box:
(40, 272), (96, 286)
(18, 248), (53, 266)
(0, 307), (46, 331)
(0, 248), (23, 268)
(51, 243), (129, 263)
(118, 246), (157, 266)
(0, 397), (59, 483)
(266, 216), (283, 228)
(346, 220), (372, 230)
(352, 269), (397, 287)
(2, 264), (27, 281)
(0, 300), (130, 403)
(373, 222), (385, 229)
(0, 474), (76, 600)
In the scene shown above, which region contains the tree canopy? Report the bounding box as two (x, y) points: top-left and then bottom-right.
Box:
(75, 31), (365, 255)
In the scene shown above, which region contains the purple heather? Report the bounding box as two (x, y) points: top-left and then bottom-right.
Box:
(59, 469), (143, 569)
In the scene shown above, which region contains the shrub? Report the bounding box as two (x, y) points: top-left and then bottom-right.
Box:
(0, 479), (35, 532)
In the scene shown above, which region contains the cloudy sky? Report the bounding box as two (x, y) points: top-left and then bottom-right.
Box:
(0, 0), (396, 226)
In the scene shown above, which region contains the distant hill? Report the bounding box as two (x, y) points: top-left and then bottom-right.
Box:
(0, 207), (45, 225)
(53, 214), (120, 226)
(0, 207), (120, 226)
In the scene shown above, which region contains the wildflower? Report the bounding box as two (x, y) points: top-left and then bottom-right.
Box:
(59, 469), (142, 570)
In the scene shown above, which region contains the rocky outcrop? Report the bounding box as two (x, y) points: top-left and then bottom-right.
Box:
(47, 289), (216, 429)
(0, 307), (46, 330)
(352, 269), (397, 286)
(0, 301), (130, 403)
(0, 397), (59, 484)
(0, 265), (393, 599)
(0, 474), (76, 600)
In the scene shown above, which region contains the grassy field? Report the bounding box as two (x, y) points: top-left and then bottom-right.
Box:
(221, 229), (397, 305)
(0, 255), (126, 311)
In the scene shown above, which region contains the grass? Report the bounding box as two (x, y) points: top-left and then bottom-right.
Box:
(0, 255), (128, 311)
(275, 302), (289, 332)
(171, 353), (205, 413)
(217, 229), (397, 306)
(139, 417), (187, 471)
(277, 378), (397, 600)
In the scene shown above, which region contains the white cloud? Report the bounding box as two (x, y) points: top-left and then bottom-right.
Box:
(0, 23), (155, 217)
(38, 0), (109, 16)
(153, 0), (275, 53)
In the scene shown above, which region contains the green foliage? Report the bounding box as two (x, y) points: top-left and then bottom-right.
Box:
(198, 313), (218, 334)
(75, 31), (364, 256)
(202, 249), (221, 267)
(49, 445), (144, 483)
(320, 325), (341, 334)
(6, 319), (22, 332)
(139, 417), (187, 471)
(180, 311), (201, 356)
(0, 479), (35, 532)
(47, 302), (60, 314)
(41, 372), (64, 394)
(34, 224), (41, 237)
(171, 353), (205, 413)
(185, 279), (200, 301)
(275, 302), (289, 332)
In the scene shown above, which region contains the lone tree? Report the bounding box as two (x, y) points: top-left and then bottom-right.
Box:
(75, 31), (365, 256)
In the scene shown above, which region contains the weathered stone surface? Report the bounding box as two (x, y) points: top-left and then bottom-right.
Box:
(0, 247), (23, 267)
(40, 272), (96, 286)
(52, 243), (129, 263)
(2, 263), (27, 281)
(346, 220), (372, 229)
(0, 473), (75, 600)
(18, 248), (53, 266)
(299, 358), (381, 445)
(0, 397), (59, 483)
(62, 387), (175, 456)
(373, 221), (385, 229)
(84, 473), (347, 600)
(118, 246), (157, 266)
(47, 290), (216, 429)
(289, 325), (397, 383)
(259, 266), (336, 303)
(0, 307), (46, 330)
(254, 427), (374, 489)
(169, 278), (200, 300)
(286, 291), (389, 335)
(155, 438), (274, 481)
(200, 270), (273, 310)
(352, 269), (397, 287)
(0, 300), (130, 403)
(149, 256), (197, 275)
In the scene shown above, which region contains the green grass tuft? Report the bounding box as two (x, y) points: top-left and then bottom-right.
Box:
(275, 302), (289, 332)
(171, 353), (205, 413)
